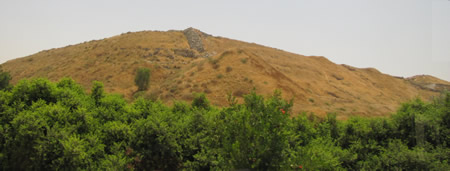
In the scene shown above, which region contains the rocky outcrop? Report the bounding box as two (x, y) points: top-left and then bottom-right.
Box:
(407, 81), (450, 92)
(173, 48), (196, 58)
(183, 27), (205, 52)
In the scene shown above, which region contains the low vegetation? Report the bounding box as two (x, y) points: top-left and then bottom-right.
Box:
(0, 77), (449, 170)
(134, 68), (150, 91)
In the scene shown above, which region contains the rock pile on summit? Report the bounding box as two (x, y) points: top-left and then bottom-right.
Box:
(183, 27), (205, 52)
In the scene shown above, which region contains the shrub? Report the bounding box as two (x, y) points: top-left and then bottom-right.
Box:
(216, 74), (223, 79)
(134, 68), (150, 91)
(212, 64), (220, 69)
(226, 92), (237, 106)
(191, 93), (210, 110)
(226, 66), (232, 72)
(203, 88), (212, 94)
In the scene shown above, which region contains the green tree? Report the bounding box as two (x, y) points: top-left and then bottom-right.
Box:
(10, 78), (57, 106)
(0, 66), (11, 90)
(132, 117), (181, 170)
(91, 81), (104, 106)
(134, 68), (150, 91)
(222, 91), (293, 170)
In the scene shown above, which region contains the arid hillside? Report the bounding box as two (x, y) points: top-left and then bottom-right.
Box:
(2, 28), (449, 119)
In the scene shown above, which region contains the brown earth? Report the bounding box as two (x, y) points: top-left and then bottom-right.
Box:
(2, 28), (449, 119)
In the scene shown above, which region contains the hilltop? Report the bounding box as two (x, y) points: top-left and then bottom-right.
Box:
(1, 28), (449, 119)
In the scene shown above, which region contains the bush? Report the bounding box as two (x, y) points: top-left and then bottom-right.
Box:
(226, 66), (232, 72)
(191, 93), (210, 110)
(134, 68), (150, 91)
(216, 74), (223, 79)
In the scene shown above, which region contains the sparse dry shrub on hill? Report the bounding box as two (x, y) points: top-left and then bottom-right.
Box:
(212, 63), (220, 69)
(216, 74), (223, 79)
(226, 66), (233, 72)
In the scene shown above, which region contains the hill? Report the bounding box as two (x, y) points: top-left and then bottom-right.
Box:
(1, 28), (449, 119)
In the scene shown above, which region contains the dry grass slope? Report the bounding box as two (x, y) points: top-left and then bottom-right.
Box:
(2, 28), (449, 119)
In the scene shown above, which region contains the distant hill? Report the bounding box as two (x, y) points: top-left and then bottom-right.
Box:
(2, 28), (449, 119)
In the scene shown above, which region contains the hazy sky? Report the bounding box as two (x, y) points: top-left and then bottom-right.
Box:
(1, 0), (449, 81)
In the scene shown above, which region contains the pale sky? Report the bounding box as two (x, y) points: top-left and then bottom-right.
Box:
(1, 0), (449, 81)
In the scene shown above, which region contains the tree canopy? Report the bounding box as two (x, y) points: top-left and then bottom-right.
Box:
(0, 78), (448, 170)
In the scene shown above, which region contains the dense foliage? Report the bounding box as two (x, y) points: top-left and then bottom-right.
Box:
(0, 67), (11, 90)
(0, 78), (449, 170)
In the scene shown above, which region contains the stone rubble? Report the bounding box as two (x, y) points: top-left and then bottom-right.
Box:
(183, 27), (206, 53)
